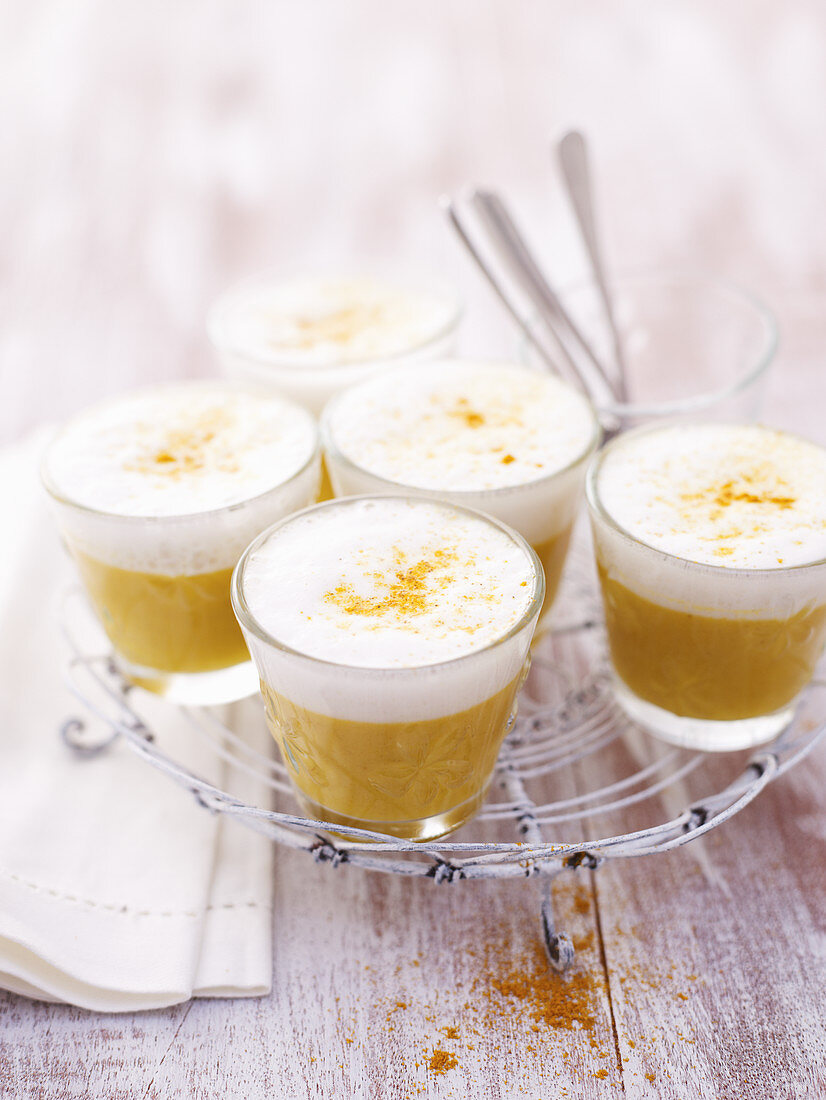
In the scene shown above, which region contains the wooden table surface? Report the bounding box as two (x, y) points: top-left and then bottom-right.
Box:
(2, 3), (826, 1096)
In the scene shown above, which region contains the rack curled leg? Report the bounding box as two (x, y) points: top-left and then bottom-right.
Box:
(499, 744), (575, 972)
(540, 876), (575, 972)
(60, 716), (121, 757)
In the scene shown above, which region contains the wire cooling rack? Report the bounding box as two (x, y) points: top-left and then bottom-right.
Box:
(58, 556), (826, 971)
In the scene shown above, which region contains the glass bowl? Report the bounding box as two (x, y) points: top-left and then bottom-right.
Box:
(524, 270), (778, 428)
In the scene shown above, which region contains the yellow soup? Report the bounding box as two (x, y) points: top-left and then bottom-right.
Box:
(532, 525), (573, 626)
(260, 675), (521, 839)
(598, 568), (826, 721)
(73, 550), (248, 673)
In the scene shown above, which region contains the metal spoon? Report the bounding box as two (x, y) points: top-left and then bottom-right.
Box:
(469, 188), (620, 404)
(441, 194), (579, 387)
(556, 130), (629, 402)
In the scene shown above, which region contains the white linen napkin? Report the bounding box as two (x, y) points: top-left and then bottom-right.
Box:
(0, 431), (273, 1011)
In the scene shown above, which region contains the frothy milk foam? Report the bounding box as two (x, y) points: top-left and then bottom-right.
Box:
(210, 276), (459, 367)
(324, 361), (598, 543)
(593, 423), (826, 614)
(44, 382), (320, 574)
(236, 498), (541, 721)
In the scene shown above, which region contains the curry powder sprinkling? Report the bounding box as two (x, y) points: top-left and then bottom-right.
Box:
(323, 548), (458, 620)
(127, 409), (239, 479)
(286, 304), (386, 350)
(680, 468), (797, 525)
(449, 397), (486, 429)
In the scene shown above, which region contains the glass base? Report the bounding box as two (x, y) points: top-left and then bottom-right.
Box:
(118, 657), (259, 706)
(297, 786), (489, 842)
(612, 676), (795, 752)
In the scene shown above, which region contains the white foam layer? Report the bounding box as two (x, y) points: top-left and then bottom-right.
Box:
(209, 276), (459, 368)
(45, 382), (318, 516)
(596, 424), (826, 569)
(590, 423), (826, 617)
(324, 361), (598, 543)
(326, 360), (596, 490)
(44, 382), (321, 573)
(237, 498), (540, 721)
(241, 497), (535, 666)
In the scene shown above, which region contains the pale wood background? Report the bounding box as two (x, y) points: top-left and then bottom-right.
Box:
(2, 2), (826, 1097)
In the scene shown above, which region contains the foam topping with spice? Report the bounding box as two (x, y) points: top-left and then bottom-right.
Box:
(324, 360), (598, 491)
(240, 497), (539, 668)
(596, 423), (826, 569)
(210, 276), (459, 367)
(45, 382), (318, 518)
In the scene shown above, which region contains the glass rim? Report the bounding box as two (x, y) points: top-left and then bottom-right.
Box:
(40, 380), (322, 526)
(585, 420), (826, 577)
(231, 494), (546, 675)
(320, 358), (602, 501)
(206, 269), (464, 372)
(524, 267), (779, 419)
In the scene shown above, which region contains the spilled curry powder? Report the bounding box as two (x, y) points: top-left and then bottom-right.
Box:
(485, 943), (598, 1035)
(410, 938), (603, 1080)
(428, 1048), (459, 1075)
(375, 886), (693, 1088)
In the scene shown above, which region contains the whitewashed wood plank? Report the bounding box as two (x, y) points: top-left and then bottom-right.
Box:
(576, 705), (826, 1098)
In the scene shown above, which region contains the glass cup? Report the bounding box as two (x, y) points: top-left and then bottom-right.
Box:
(232, 496), (544, 840)
(587, 424), (826, 750)
(43, 383), (322, 705)
(321, 360), (601, 631)
(207, 272), (462, 416)
(524, 270), (778, 428)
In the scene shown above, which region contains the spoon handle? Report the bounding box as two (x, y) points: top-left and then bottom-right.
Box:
(441, 196), (571, 383)
(471, 189), (620, 404)
(557, 131), (629, 402)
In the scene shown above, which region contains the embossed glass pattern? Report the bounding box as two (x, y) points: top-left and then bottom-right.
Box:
(232, 497), (544, 840)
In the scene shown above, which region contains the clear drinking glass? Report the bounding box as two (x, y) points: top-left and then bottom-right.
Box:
(208, 272), (462, 415)
(525, 270), (778, 426)
(43, 385), (322, 705)
(587, 425), (826, 751)
(232, 496), (544, 840)
(320, 361), (601, 630)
